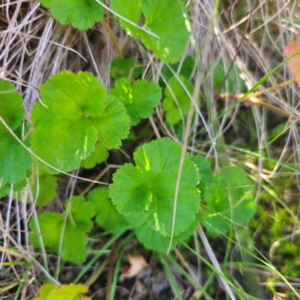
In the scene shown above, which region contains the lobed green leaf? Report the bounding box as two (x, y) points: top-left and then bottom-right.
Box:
(40, 0), (104, 30)
(34, 283), (90, 300)
(135, 221), (177, 252)
(109, 138), (200, 237)
(34, 169), (58, 206)
(29, 212), (64, 252)
(88, 187), (131, 233)
(91, 95), (130, 148)
(202, 166), (256, 234)
(110, 58), (143, 80)
(140, 0), (189, 63)
(0, 79), (25, 130)
(29, 196), (95, 264)
(0, 178), (27, 198)
(64, 196), (95, 232)
(0, 128), (32, 185)
(110, 0), (143, 39)
(111, 0), (189, 63)
(163, 75), (194, 125)
(31, 71), (129, 174)
(81, 141), (109, 169)
(190, 155), (213, 196)
(110, 79), (162, 126)
(159, 56), (194, 87)
(0, 80), (31, 185)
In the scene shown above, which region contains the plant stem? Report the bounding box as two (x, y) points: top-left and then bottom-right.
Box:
(101, 19), (123, 57)
(85, 257), (109, 286)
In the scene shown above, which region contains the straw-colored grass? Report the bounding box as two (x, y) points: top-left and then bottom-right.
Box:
(1, 0), (300, 298)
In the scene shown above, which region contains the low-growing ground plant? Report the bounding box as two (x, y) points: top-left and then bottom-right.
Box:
(1, 1), (300, 299)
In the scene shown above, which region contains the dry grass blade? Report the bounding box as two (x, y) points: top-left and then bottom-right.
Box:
(1, 0), (300, 299)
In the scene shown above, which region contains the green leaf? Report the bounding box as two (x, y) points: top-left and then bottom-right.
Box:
(0, 184), (10, 198)
(110, 0), (143, 39)
(91, 96), (130, 148)
(40, 0), (104, 30)
(165, 122), (184, 141)
(65, 196), (95, 232)
(211, 60), (246, 93)
(0, 79), (24, 130)
(190, 155), (213, 196)
(177, 212), (201, 240)
(34, 283), (90, 300)
(135, 221), (177, 252)
(109, 138), (200, 236)
(29, 212), (64, 252)
(112, 0), (189, 63)
(29, 197), (95, 264)
(128, 201), (198, 252)
(0, 179), (27, 198)
(34, 170), (58, 206)
(109, 163), (152, 215)
(163, 75), (194, 125)
(110, 79), (162, 125)
(31, 71), (108, 173)
(0, 79), (31, 185)
(0, 128), (32, 185)
(81, 141), (109, 169)
(110, 58), (143, 80)
(160, 56), (194, 86)
(140, 0), (189, 63)
(34, 283), (58, 300)
(87, 187), (131, 233)
(47, 284), (90, 300)
(61, 220), (88, 264)
(125, 197), (199, 251)
(202, 166), (256, 234)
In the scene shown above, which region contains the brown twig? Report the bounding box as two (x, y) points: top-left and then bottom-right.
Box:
(217, 78), (300, 124)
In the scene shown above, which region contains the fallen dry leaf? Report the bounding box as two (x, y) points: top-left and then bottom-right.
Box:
(284, 30), (300, 86)
(120, 255), (149, 279)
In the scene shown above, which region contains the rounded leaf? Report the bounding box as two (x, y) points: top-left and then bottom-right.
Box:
(81, 141), (109, 169)
(202, 166), (255, 234)
(64, 196), (95, 233)
(135, 221), (177, 252)
(111, 0), (189, 63)
(163, 76), (194, 125)
(140, 0), (189, 63)
(31, 71), (107, 173)
(109, 138), (200, 236)
(0, 128), (31, 185)
(0, 79), (24, 130)
(91, 96), (130, 149)
(34, 171), (58, 206)
(29, 197), (95, 264)
(88, 187), (131, 233)
(40, 0), (104, 30)
(110, 58), (143, 80)
(110, 79), (162, 126)
(110, 0), (143, 39)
